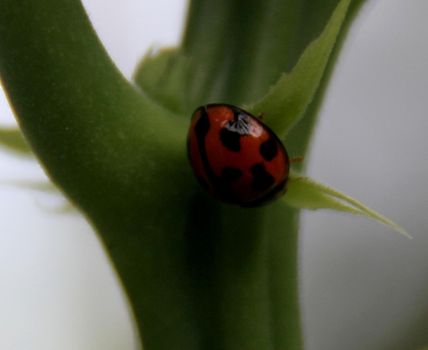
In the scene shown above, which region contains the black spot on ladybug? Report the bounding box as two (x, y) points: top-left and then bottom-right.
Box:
(221, 167), (243, 182)
(243, 178), (287, 207)
(195, 109), (210, 139)
(219, 111), (254, 152)
(251, 163), (275, 192)
(260, 136), (278, 161)
(220, 128), (241, 152)
(195, 109), (219, 187)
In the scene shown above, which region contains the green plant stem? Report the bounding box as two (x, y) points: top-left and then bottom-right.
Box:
(0, 0), (185, 212)
(182, 0), (302, 106)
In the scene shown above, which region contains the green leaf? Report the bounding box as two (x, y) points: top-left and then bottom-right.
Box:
(1, 179), (75, 213)
(284, 175), (411, 238)
(133, 47), (190, 115)
(2, 179), (57, 192)
(0, 127), (32, 155)
(247, 0), (351, 139)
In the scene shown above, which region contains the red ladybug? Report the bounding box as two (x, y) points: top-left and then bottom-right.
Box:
(187, 104), (290, 206)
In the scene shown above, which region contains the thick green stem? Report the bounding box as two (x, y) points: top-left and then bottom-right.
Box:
(92, 193), (300, 350)
(0, 0), (185, 213)
(182, 0), (302, 106)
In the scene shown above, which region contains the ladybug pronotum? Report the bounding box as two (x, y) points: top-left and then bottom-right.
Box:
(187, 104), (290, 207)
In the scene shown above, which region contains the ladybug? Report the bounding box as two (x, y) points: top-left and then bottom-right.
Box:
(187, 103), (290, 207)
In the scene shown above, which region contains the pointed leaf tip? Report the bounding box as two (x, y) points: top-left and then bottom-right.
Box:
(283, 175), (411, 239)
(0, 127), (32, 155)
(247, 0), (351, 138)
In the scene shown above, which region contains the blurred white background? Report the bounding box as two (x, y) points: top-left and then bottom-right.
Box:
(0, 1), (427, 349)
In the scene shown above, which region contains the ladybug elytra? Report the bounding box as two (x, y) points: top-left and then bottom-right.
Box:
(187, 104), (290, 207)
